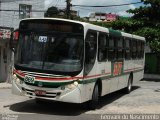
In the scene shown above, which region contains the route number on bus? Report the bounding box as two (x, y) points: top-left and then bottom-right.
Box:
(39, 36), (47, 42)
(113, 62), (123, 76)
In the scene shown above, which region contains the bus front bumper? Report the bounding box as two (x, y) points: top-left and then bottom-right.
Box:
(12, 79), (82, 103)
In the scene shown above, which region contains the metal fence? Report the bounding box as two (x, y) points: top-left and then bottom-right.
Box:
(145, 53), (160, 74)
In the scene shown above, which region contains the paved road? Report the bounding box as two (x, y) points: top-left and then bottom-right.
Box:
(0, 79), (160, 120)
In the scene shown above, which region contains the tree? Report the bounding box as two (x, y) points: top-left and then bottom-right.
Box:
(44, 6), (60, 17)
(90, 0), (160, 52)
(128, 0), (160, 25)
(127, 0), (160, 52)
(44, 6), (81, 20)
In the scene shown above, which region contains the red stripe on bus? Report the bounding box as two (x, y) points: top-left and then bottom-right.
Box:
(14, 69), (111, 81)
(124, 67), (143, 73)
(14, 67), (143, 82)
(84, 72), (111, 79)
(14, 70), (81, 81)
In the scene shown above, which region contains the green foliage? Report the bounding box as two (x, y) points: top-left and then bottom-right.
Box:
(90, 0), (160, 52)
(45, 1), (160, 52)
(44, 6), (81, 20)
(127, 0), (160, 53)
(44, 6), (60, 17)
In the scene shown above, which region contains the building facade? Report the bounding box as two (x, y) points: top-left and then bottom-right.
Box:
(89, 12), (119, 22)
(0, 0), (45, 29)
(105, 13), (118, 22)
(89, 12), (106, 22)
(0, 0), (45, 82)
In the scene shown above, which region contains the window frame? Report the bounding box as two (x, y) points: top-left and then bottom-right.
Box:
(131, 39), (137, 59)
(124, 37), (131, 60)
(98, 32), (109, 62)
(117, 37), (124, 60)
(84, 29), (97, 75)
(108, 35), (117, 61)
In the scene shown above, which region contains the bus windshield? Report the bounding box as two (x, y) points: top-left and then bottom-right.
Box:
(14, 31), (84, 76)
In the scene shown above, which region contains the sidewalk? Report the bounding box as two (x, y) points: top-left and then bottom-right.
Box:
(0, 82), (11, 89)
(144, 74), (160, 80)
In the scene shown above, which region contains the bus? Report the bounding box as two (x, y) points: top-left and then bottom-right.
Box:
(11, 18), (145, 109)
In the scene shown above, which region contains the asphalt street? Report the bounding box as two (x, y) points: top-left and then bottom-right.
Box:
(0, 79), (160, 120)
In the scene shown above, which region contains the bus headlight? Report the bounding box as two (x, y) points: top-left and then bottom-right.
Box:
(15, 78), (20, 84)
(66, 81), (79, 90)
(74, 81), (78, 86)
(13, 74), (23, 85)
(13, 74), (17, 80)
(66, 84), (76, 89)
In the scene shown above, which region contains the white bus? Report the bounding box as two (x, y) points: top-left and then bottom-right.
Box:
(11, 18), (145, 109)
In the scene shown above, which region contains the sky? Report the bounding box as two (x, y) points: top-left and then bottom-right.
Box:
(45, 0), (143, 17)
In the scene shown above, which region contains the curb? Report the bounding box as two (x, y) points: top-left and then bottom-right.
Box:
(0, 83), (12, 89)
(143, 74), (160, 81)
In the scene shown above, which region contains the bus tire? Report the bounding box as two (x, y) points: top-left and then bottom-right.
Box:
(88, 83), (99, 110)
(124, 75), (133, 94)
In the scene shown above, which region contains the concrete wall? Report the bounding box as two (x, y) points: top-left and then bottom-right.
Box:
(0, 0), (45, 82)
(0, 0), (45, 29)
(0, 38), (11, 82)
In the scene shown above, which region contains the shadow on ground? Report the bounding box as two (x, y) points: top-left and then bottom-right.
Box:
(9, 86), (140, 116)
(141, 79), (160, 82)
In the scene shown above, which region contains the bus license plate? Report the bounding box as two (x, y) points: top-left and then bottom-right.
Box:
(35, 90), (46, 96)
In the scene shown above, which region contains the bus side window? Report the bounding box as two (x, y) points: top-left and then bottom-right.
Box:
(141, 42), (145, 58)
(132, 40), (137, 59)
(125, 38), (131, 60)
(137, 41), (141, 59)
(98, 33), (108, 62)
(84, 30), (97, 75)
(117, 37), (123, 59)
(108, 36), (115, 61)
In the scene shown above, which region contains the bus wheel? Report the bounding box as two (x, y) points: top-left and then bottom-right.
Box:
(124, 75), (133, 94)
(88, 84), (99, 110)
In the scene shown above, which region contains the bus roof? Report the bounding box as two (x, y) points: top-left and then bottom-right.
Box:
(21, 17), (89, 26)
(21, 18), (145, 41)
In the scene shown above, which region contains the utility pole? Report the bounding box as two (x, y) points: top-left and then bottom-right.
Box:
(66, 0), (71, 19)
(0, 1), (1, 26)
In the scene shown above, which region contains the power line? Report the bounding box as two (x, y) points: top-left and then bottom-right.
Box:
(72, 2), (142, 7)
(55, 0), (61, 7)
(0, 9), (45, 12)
(45, 0), (58, 9)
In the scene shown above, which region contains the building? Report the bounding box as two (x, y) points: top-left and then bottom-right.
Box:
(58, 9), (78, 17)
(0, 0), (45, 82)
(89, 12), (119, 22)
(0, 0), (45, 29)
(105, 13), (119, 22)
(0, 26), (13, 82)
(89, 12), (106, 22)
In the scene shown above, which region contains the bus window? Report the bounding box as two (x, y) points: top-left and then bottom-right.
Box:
(85, 30), (97, 75)
(132, 40), (137, 59)
(124, 38), (131, 60)
(108, 36), (116, 61)
(98, 33), (108, 62)
(137, 41), (141, 59)
(117, 37), (123, 59)
(118, 38), (123, 47)
(141, 42), (145, 58)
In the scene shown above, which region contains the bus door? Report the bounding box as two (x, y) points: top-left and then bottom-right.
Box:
(97, 33), (110, 95)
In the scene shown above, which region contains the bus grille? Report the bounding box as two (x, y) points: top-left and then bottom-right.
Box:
(22, 88), (61, 98)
